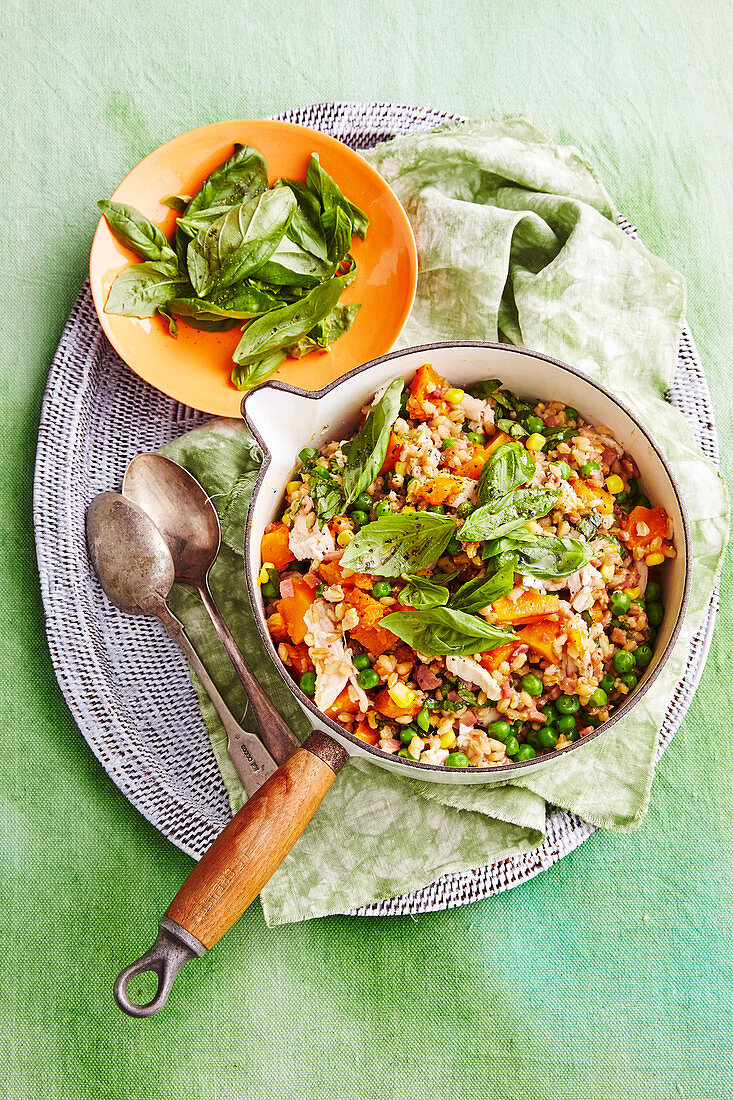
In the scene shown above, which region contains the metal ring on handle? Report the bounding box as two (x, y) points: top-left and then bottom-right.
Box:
(113, 918), (207, 1018)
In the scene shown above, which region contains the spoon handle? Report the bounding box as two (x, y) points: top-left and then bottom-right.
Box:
(197, 581), (301, 766)
(153, 600), (278, 796)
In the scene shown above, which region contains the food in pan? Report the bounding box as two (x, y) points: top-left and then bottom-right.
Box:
(260, 365), (674, 767)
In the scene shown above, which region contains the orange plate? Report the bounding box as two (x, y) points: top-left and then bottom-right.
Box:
(89, 120), (417, 417)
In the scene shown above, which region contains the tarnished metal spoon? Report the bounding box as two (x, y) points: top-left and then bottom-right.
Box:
(86, 492), (277, 796)
(122, 453), (300, 766)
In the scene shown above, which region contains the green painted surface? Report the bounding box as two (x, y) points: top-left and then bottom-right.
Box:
(1, 1), (730, 1097)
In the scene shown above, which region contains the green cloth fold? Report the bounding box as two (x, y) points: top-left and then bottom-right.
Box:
(162, 117), (728, 925)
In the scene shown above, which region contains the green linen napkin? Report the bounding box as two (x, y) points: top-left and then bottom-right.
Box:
(163, 117), (728, 925)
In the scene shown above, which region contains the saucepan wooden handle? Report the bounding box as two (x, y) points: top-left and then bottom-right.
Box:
(114, 731), (348, 1017)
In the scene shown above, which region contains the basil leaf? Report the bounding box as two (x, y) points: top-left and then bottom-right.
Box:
(158, 307), (178, 336)
(542, 426), (579, 450)
(483, 532), (592, 579)
(398, 573), (451, 610)
(232, 273), (349, 368)
(322, 203), (354, 263)
(468, 378), (502, 399)
(495, 417), (527, 439)
(104, 260), (187, 318)
(230, 349), (287, 391)
(205, 280), (283, 316)
(342, 378), (403, 505)
(186, 143), (268, 218)
(253, 236), (336, 286)
(576, 514), (602, 539)
(288, 304), (361, 358)
(380, 607), (516, 657)
(160, 194), (192, 213)
(477, 441), (534, 504)
(187, 187), (296, 296)
(458, 488), (560, 542)
(309, 479), (344, 524)
(340, 512), (457, 577)
(97, 200), (177, 264)
(450, 558), (517, 612)
(306, 152), (369, 240)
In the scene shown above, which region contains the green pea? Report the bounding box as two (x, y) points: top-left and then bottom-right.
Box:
(466, 431), (486, 445)
(564, 406), (579, 422)
(261, 581), (279, 599)
(609, 618), (626, 631)
(456, 502), (474, 519)
(537, 726), (558, 750)
(416, 705), (430, 732)
(441, 438), (456, 451)
(504, 736), (520, 758)
(540, 703), (558, 724)
(445, 752), (469, 767)
(620, 673), (638, 691)
(599, 673), (615, 694)
(400, 725), (417, 744)
(588, 687), (608, 708)
(447, 536), (462, 554)
(372, 581), (392, 599)
(525, 728), (540, 750)
(397, 748), (419, 761)
(551, 461), (572, 480)
(613, 649), (636, 674)
(634, 644), (653, 668)
(353, 653), (371, 671)
(579, 461), (599, 477)
(647, 626), (657, 644)
(525, 415), (544, 434)
(351, 509), (369, 529)
(584, 714), (602, 730)
(556, 714), (576, 734)
(645, 580), (662, 602)
(357, 669), (380, 690)
(647, 601), (664, 628)
(486, 720), (510, 742)
(299, 671), (316, 696)
(636, 494), (651, 508)
(374, 500), (392, 518)
(430, 504), (446, 514)
(298, 446), (318, 464)
(354, 491), (373, 512)
(521, 673), (543, 697)
(556, 694), (580, 715)
(563, 727), (580, 742)
(609, 591), (631, 615)
(516, 744), (537, 761)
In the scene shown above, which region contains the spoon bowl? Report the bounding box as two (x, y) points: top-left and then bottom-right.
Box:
(86, 492), (175, 615)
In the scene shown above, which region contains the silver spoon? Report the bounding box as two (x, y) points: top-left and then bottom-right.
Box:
(86, 492), (277, 796)
(122, 453), (300, 766)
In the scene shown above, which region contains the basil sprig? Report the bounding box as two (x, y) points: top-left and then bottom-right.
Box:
(342, 378), (403, 506)
(458, 488), (560, 542)
(340, 512), (457, 577)
(483, 531), (592, 579)
(450, 558), (517, 612)
(381, 607), (515, 657)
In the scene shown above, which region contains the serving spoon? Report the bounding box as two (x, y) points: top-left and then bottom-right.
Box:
(85, 492), (278, 796)
(122, 453), (300, 767)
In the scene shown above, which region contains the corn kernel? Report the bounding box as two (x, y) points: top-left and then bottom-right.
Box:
(388, 682), (416, 709)
(286, 479), (303, 495)
(258, 562), (274, 585)
(645, 552), (665, 566)
(624, 586), (641, 599)
(440, 730), (457, 749)
(401, 504), (416, 513)
(444, 387), (465, 405)
(605, 474), (625, 495)
(337, 530), (354, 547)
(394, 461), (408, 476)
(600, 563), (615, 582)
(525, 433), (546, 451)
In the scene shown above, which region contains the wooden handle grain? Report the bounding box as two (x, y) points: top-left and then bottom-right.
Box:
(165, 732), (348, 949)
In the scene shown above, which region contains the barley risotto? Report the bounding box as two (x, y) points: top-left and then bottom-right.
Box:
(259, 365), (675, 767)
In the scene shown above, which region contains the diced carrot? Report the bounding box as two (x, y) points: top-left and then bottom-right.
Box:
(278, 642), (314, 675)
(406, 364), (446, 419)
(571, 478), (614, 516)
(415, 475), (464, 506)
(325, 688), (361, 719)
(455, 432), (512, 479)
(380, 431), (404, 473)
(373, 686), (421, 720)
(351, 623), (395, 656)
(317, 560), (373, 589)
(277, 575), (316, 644)
(266, 611), (289, 643)
(489, 592), (561, 625)
(353, 720), (379, 745)
(479, 641), (519, 672)
(260, 522), (295, 572)
(517, 619), (565, 663)
(621, 506), (670, 551)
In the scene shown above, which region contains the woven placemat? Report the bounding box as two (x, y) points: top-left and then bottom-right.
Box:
(33, 103), (721, 917)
